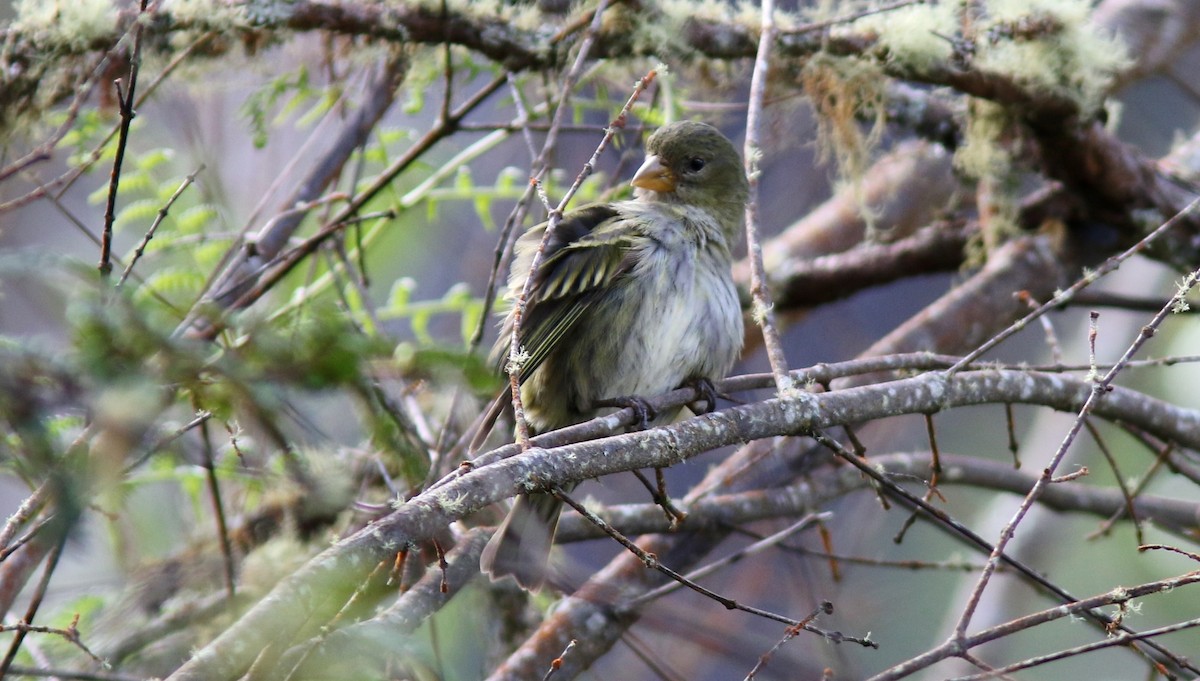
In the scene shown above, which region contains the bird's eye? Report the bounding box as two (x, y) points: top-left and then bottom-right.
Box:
(686, 157), (706, 173)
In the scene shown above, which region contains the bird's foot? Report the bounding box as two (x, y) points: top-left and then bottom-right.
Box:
(597, 395), (658, 430)
(685, 377), (724, 414)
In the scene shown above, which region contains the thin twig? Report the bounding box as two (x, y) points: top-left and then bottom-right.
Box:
(504, 0), (620, 446)
(197, 415), (236, 600)
(1, 27), (212, 211)
(810, 432), (1197, 677)
(195, 75), (508, 338)
(953, 265), (1200, 638)
(1004, 403), (1020, 468)
(0, 615), (105, 666)
(0, 484), (48, 553)
(552, 486), (873, 647)
(1138, 543), (1200, 563)
(0, 533), (67, 675)
(99, 0), (152, 278)
(1017, 290), (1064, 364)
(1082, 419), (1142, 544)
(123, 410), (212, 474)
(781, 0), (928, 36)
(619, 631), (687, 681)
(947, 616), (1200, 681)
(117, 164), (205, 288)
(0, 49), (110, 184)
(743, 603), (831, 680)
(626, 513), (831, 608)
(28, 174), (182, 313)
(439, 0), (453, 123)
(1090, 439), (1173, 537)
(743, 0), (794, 394)
(0, 31), (214, 215)
(542, 639), (577, 681)
(0, 517), (55, 564)
(4, 666), (146, 681)
(629, 469), (686, 527)
(948, 195), (1200, 372)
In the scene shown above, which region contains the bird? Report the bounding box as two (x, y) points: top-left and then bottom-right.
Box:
(478, 120), (748, 589)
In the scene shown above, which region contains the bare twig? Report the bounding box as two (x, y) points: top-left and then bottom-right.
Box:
(1082, 419), (1142, 544)
(947, 616), (1200, 681)
(743, 0), (794, 395)
(810, 433), (1197, 678)
(625, 513), (831, 608)
(117, 164), (205, 288)
(781, 0), (928, 36)
(0, 484), (48, 553)
(542, 639), (576, 681)
(189, 75), (507, 339)
(742, 603), (831, 680)
(1138, 543), (1200, 563)
(0, 614), (105, 666)
(948, 196), (1200, 372)
(0, 30), (213, 214)
(504, 0), (621, 446)
(552, 486), (865, 643)
(0, 534), (67, 675)
(99, 0), (152, 278)
(953, 265), (1200, 639)
(197, 415), (236, 600)
(0, 51), (109, 184)
(4, 666), (146, 681)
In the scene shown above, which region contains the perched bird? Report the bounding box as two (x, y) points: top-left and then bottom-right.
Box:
(479, 121), (748, 589)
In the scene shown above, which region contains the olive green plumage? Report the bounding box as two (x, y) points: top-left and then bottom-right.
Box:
(480, 121), (748, 589)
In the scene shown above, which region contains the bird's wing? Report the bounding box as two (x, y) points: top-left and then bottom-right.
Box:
(494, 204), (642, 381)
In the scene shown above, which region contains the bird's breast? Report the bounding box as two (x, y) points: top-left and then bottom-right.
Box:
(590, 240), (742, 401)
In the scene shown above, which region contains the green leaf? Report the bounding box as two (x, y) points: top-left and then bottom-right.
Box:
(378, 128), (411, 146)
(496, 166), (522, 194)
(442, 282), (472, 308)
(387, 277), (416, 311)
(410, 309), (433, 344)
(133, 266), (205, 307)
(460, 299), (485, 345)
(115, 198), (161, 232)
(454, 165), (473, 191)
(403, 86), (424, 115)
(474, 196), (494, 231)
(136, 148), (175, 173)
(297, 88), (340, 127)
(175, 204), (219, 234)
(241, 66), (311, 148)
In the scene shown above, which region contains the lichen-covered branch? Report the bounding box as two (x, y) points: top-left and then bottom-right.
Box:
(165, 366), (1200, 680)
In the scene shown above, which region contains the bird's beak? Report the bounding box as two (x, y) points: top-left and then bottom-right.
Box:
(631, 155), (677, 193)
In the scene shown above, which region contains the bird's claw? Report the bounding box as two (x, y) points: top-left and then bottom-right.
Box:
(687, 377), (721, 414)
(599, 395), (658, 430)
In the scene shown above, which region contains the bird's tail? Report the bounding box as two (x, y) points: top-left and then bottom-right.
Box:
(479, 491), (565, 590)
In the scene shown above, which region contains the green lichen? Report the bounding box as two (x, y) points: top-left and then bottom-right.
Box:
(956, 99), (1022, 258)
(14, 0), (117, 50)
(403, 0), (545, 32)
(168, 0), (249, 28)
(859, 1), (960, 72)
(974, 0), (1130, 111)
(801, 52), (887, 186)
(955, 99), (1014, 181)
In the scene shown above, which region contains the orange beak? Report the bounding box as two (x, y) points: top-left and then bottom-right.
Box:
(630, 155), (677, 193)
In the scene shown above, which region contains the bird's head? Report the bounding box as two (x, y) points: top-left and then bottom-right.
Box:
(630, 121), (749, 237)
